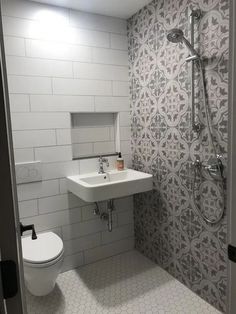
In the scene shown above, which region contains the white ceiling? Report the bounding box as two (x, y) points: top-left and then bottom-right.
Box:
(30, 0), (153, 19)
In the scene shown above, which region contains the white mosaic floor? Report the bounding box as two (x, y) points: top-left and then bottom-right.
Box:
(26, 250), (221, 314)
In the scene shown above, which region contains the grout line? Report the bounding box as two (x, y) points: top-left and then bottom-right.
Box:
(55, 129), (58, 145)
(10, 92), (129, 98)
(6, 52), (128, 67)
(8, 73), (128, 83)
(23, 38), (26, 56)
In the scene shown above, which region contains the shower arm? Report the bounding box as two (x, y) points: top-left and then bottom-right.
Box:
(189, 9), (201, 133)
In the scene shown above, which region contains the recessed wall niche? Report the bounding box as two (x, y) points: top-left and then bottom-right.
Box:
(70, 112), (120, 159)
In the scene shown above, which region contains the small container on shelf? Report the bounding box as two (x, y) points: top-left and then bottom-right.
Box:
(116, 152), (124, 171)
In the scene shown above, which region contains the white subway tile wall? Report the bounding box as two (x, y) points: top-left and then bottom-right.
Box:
(71, 112), (117, 158)
(3, 0), (132, 271)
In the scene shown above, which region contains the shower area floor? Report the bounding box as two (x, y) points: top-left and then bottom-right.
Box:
(26, 250), (221, 314)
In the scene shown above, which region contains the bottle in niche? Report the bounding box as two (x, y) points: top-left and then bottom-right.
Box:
(116, 152), (124, 171)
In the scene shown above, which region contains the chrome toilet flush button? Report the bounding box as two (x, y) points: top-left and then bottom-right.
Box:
(15, 161), (42, 184)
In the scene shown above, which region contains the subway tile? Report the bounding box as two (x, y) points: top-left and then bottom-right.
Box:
(14, 148), (34, 163)
(61, 252), (84, 273)
(38, 193), (85, 215)
(71, 127), (110, 143)
(59, 178), (67, 194)
(9, 94), (30, 112)
(25, 39), (92, 62)
(72, 28), (110, 48)
(114, 196), (133, 212)
(4, 15), (109, 47)
(64, 233), (101, 256)
(92, 47), (128, 66)
(38, 194), (68, 214)
(2, 16), (66, 41)
(6, 56), (73, 78)
(21, 207), (82, 231)
(56, 129), (72, 145)
(11, 113), (70, 130)
(4, 36), (25, 56)
(101, 224), (134, 244)
(38, 227), (63, 239)
(73, 62), (128, 81)
(3, 2), (132, 274)
(2, 0), (69, 23)
(110, 34), (128, 50)
(17, 179), (60, 202)
(119, 111), (131, 126)
(35, 145), (72, 163)
(109, 126), (115, 140)
(120, 126), (131, 141)
(93, 141), (115, 154)
(12, 130), (56, 148)
(62, 218), (108, 240)
(52, 78), (112, 96)
(95, 96), (129, 112)
(79, 158), (100, 174)
(84, 237), (134, 264)
(69, 10), (127, 34)
(42, 160), (79, 180)
(123, 153), (132, 168)
(30, 95), (94, 112)
(120, 140), (131, 155)
(73, 143), (93, 157)
(117, 210), (134, 226)
(4, 15), (108, 47)
(8, 75), (52, 94)
(81, 204), (99, 221)
(18, 199), (38, 218)
(112, 81), (129, 96)
(72, 112), (114, 127)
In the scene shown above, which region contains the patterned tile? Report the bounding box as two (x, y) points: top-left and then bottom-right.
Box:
(26, 251), (222, 314)
(128, 0), (228, 312)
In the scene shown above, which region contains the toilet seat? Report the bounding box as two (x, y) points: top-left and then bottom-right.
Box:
(22, 232), (64, 265)
(24, 250), (64, 268)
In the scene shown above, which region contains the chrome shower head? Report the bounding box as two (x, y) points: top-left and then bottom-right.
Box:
(167, 28), (184, 43)
(167, 28), (199, 59)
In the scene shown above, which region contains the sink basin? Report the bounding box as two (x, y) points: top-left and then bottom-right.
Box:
(66, 169), (153, 202)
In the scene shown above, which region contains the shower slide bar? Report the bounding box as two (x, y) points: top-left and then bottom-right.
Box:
(189, 9), (201, 133)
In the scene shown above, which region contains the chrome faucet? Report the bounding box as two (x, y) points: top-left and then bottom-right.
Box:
(98, 156), (109, 174)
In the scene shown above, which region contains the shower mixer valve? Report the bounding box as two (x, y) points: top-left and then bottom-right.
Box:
(192, 155), (224, 181)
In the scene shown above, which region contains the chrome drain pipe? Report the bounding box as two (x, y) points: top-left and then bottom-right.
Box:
(107, 200), (114, 232)
(93, 199), (114, 232)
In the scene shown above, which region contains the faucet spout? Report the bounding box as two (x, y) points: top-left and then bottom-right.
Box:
(98, 156), (109, 174)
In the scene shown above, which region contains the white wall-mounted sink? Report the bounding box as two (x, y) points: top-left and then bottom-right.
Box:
(66, 169), (153, 202)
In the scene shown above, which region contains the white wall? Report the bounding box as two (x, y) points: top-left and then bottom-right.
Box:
(2, 0), (133, 271)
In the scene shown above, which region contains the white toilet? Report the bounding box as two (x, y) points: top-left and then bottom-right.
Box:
(22, 232), (64, 296)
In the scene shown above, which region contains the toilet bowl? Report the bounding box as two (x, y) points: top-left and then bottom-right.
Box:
(22, 232), (64, 296)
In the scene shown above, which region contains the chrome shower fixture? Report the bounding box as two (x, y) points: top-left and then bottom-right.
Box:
(166, 8), (225, 225)
(167, 28), (199, 61)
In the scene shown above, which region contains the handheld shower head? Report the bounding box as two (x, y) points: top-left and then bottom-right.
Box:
(167, 28), (184, 43)
(167, 28), (199, 59)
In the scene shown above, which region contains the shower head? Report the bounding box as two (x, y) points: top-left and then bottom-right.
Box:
(167, 28), (184, 43)
(167, 28), (199, 59)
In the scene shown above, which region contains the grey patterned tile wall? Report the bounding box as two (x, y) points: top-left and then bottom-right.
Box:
(128, 0), (228, 312)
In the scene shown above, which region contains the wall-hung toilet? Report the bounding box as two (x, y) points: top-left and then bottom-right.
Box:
(22, 232), (64, 296)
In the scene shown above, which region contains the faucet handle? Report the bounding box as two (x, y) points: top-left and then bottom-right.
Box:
(104, 158), (109, 167)
(99, 156), (109, 165)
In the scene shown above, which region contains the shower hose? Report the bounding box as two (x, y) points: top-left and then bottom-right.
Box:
(191, 59), (225, 224)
